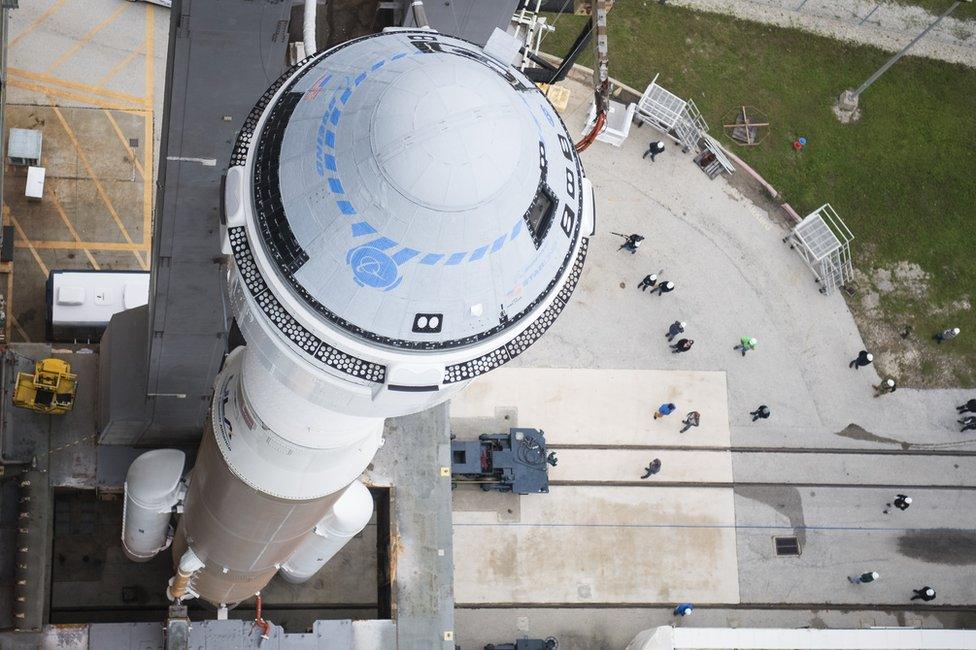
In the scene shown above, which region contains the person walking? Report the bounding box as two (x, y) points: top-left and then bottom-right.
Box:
(643, 141), (665, 162)
(673, 603), (694, 617)
(960, 416), (976, 432)
(733, 337), (757, 356)
(957, 398), (976, 414)
(873, 378), (897, 397)
(680, 411), (700, 433)
(750, 405), (770, 421)
(849, 350), (874, 369)
(617, 233), (645, 254)
(883, 494), (911, 514)
(652, 281), (675, 296)
(911, 587), (936, 602)
(934, 327), (960, 343)
(638, 273), (658, 291)
(671, 338), (694, 353)
(666, 321), (686, 342)
(653, 403), (676, 420)
(641, 458), (662, 478)
(848, 571), (879, 584)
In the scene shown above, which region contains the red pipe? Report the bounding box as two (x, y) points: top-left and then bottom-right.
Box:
(575, 111), (606, 153)
(253, 592), (272, 640)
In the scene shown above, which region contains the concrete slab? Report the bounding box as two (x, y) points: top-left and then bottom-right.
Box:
(734, 485), (976, 606)
(451, 368), (730, 447)
(453, 486), (739, 605)
(511, 78), (975, 451)
(7, 0), (168, 110)
(733, 452), (976, 487)
(549, 449), (733, 484)
(369, 405), (456, 649)
(454, 607), (976, 650)
(48, 351), (98, 489)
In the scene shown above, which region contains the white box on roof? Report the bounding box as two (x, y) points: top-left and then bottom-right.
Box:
(57, 286), (86, 306)
(47, 270), (150, 341)
(26, 166), (45, 199)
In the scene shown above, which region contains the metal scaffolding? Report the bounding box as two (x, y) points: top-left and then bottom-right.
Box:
(784, 204), (855, 295)
(634, 74), (708, 153)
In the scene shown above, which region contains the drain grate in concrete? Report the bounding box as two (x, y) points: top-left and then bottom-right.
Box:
(774, 535), (801, 556)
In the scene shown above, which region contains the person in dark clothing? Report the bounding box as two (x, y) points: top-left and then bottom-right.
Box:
(618, 233), (645, 254)
(883, 494), (912, 514)
(849, 350), (874, 369)
(680, 411), (700, 433)
(666, 320), (686, 342)
(638, 274), (658, 291)
(873, 378), (897, 397)
(957, 398), (976, 414)
(670, 338), (694, 353)
(653, 281), (675, 296)
(750, 405), (770, 421)
(960, 416), (976, 432)
(911, 587), (936, 602)
(849, 571), (879, 584)
(643, 141), (665, 162)
(641, 458), (662, 478)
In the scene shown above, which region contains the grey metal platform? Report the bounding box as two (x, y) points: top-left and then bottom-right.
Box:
(99, 0), (296, 445)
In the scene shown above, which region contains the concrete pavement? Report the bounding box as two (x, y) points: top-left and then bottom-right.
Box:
(450, 77), (976, 648)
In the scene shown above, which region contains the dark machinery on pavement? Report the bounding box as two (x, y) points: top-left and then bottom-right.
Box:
(451, 428), (556, 494)
(485, 637), (558, 650)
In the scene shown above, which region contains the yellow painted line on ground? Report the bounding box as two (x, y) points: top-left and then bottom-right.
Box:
(50, 192), (100, 270)
(143, 4), (155, 251)
(10, 314), (31, 343)
(7, 209), (51, 278)
(9, 0), (69, 49)
(46, 3), (129, 74)
(8, 67), (149, 107)
(96, 43), (144, 89)
(49, 103), (148, 270)
(15, 240), (150, 252)
(103, 109), (145, 180)
(8, 78), (144, 112)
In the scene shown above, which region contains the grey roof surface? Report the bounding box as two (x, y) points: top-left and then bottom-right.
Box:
(120, 0), (292, 443)
(402, 0), (521, 47)
(251, 31), (584, 350)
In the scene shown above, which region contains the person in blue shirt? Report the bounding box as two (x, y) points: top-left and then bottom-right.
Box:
(653, 403), (676, 420)
(674, 603), (694, 616)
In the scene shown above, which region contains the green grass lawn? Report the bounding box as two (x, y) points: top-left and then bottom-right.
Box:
(542, 5), (976, 386)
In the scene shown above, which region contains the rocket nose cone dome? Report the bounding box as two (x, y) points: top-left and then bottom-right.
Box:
(370, 60), (527, 212)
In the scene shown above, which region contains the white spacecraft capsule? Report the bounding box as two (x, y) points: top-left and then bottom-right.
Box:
(129, 29), (594, 606)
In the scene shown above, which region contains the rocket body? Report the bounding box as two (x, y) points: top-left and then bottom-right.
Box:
(151, 29), (593, 606)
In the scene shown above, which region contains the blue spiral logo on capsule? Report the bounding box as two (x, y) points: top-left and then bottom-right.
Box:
(347, 244), (402, 292)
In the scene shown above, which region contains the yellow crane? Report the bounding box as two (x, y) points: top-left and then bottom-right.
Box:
(13, 358), (77, 415)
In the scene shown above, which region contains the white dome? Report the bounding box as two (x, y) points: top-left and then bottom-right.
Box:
(370, 60), (528, 212)
(242, 32), (585, 352)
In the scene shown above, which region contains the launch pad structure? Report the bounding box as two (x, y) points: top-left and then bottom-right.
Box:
(4, 1), (976, 649)
(3, 0), (590, 647)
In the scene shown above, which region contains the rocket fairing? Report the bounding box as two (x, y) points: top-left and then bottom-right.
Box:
(124, 29), (594, 607)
